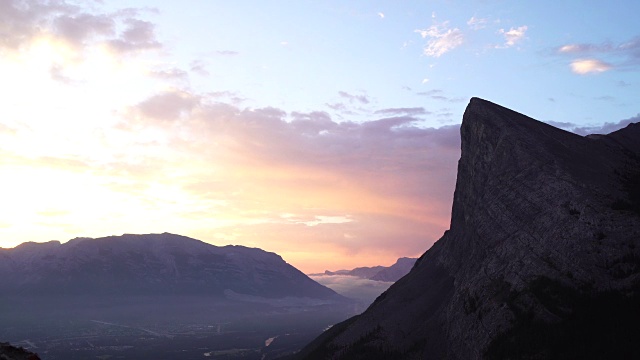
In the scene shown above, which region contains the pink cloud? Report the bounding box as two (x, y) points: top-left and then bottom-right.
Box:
(119, 90), (461, 271)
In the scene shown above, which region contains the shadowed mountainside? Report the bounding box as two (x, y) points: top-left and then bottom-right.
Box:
(0, 342), (40, 360)
(295, 98), (640, 359)
(0, 232), (339, 299)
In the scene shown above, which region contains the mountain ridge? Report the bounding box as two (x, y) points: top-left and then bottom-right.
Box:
(0, 232), (340, 300)
(313, 257), (417, 283)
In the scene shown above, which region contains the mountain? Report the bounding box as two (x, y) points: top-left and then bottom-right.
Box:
(296, 98), (640, 359)
(0, 232), (338, 300)
(370, 257), (416, 282)
(316, 257), (417, 283)
(1, 233), (355, 359)
(322, 266), (385, 279)
(0, 342), (40, 360)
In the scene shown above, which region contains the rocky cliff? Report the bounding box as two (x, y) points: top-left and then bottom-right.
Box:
(297, 98), (640, 359)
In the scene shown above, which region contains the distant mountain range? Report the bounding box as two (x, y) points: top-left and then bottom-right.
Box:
(312, 257), (417, 282)
(0, 232), (339, 300)
(0, 233), (354, 359)
(297, 98), (640, 359)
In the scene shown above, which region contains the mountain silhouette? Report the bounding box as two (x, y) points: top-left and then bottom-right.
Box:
(296, 98), (640, 359)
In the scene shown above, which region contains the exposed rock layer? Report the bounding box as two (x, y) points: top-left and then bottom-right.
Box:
(297, 98), (640, 359)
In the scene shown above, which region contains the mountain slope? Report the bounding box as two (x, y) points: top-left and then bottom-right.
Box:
(0, 342), (40, 360)
(297, 98), (640, 359)
(0, 232), (339, 300)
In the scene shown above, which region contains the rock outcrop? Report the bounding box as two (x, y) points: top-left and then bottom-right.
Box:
(297, 98), (640, 359)
(0, 343), (40, 360)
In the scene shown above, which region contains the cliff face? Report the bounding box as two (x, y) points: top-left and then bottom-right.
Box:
(298, 98), (640, 359)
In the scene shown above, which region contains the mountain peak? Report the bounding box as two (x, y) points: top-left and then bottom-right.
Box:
(298, 98), (640, 359)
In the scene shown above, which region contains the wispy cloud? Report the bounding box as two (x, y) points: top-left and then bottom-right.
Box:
(149, 67), (189, 80)
(416, 89), (465, 103)
(374, 107), (430, 116)
(415, 21), (464, 57)
(497, 26), (528, 48)
(215, 50), (239, 56)
(467, 16), (488, 30)
(338, 91), (370, 104)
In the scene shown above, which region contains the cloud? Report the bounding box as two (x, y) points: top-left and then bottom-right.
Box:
(416, 89), (465, 103)
(149, 67), (188, 80)
(497, 25), (527, 48)
(546, 115), (639, 135)
(132, 90), (201, 122)
(190, 60), (210, 76)
(0, 1), (161, 55)
(374, 107), (430, 116)
(116, 89), (461, 270)
(557, 37), (640, 73)
(570, 59), (612, 74)
(558, 43), (605, 53)
(338, 91), (370, 104)
(415, 21), (464, 57)
(467, 16), (488, 30)
(107, 18), (161, 53)
(53, 13), (115, 46)
(215, 50), (239, 56)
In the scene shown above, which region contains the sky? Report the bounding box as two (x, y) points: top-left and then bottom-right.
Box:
(1, 0), (639, 273)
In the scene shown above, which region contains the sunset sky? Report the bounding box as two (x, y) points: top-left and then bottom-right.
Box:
(1, 0), (639, 273)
